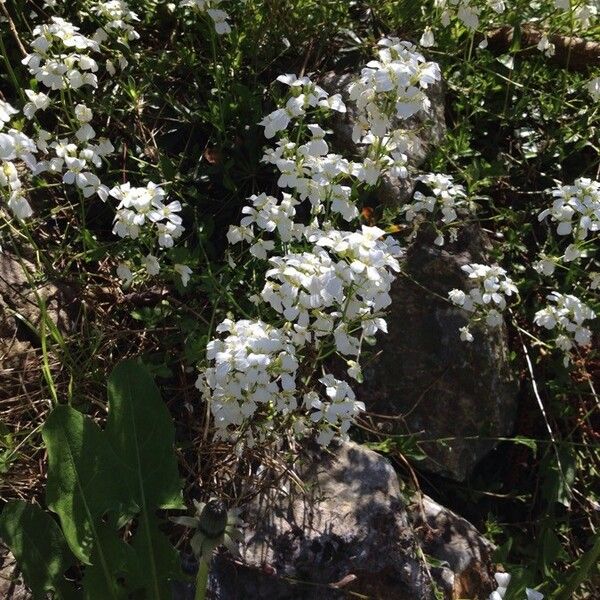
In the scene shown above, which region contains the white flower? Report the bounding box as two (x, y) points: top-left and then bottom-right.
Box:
(92, 0), (140, 43)
(537, 34), (555, 57)
(110, 182), (185, 246)
(457, 3), (480, 29)
(179, 0), (231, 35)
(563, 243), (581, 262)
(348, 38), (441, 142)
(420, 27), (435, 48)
(74, 103), (93, 123)
(116, 263), (133, 285)
(0, 161), (20, 191)
(492, 572), (511, 598)
(143, 254), (160, 275)
(587, 77), (600, 102)
(0, 100), (18, 129)
(259, 108), (291, 139)
(449, 289), (467, 307)
(23, 18), (100, 91)
(75, 124), (96, 142)
(0, 130), (38, 167)
(7, 193), (33, 220)
(459, 326), (474, 342)
(318, 93), (346, 113)
(308, 374), (364, 444)
(485, 308), (503, 327)
(174, 263), (192, 286)
(533, 255), (556, 276)
(156, 221), (184, 247)
(402, 173), (467, 242)
(148, 199), (183, 225)
(207, 8), (231, 34)
(200, 319), (301, 442)
(346, 360), (363, 382)
(249, 239), (275, 260)
(23, 90), (51, 120)
(539, 178), (600, 245)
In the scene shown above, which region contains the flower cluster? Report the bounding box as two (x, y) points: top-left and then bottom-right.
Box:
(0, 14), (190, 288)
(448, 263), (518, 342)
(179, 0), (231, 35)
(258, 62), (426, 225)
(196, 319), (300, 444)
(91, 0), (141, 44)
(534, 292), (596, 364)
(22, 17), (101, 90)
(259, 74), (346, 139)
(110, 182), (184, 247)
(262, 226), (401, 345)
(532, 178), (598, 363)
(0, 121), (41, 219)
(401, 173), (468, 245)
(304, 375), (365, 447)
(200, 40), (429, 448)
(538, 177), (600, 262)
(348, 38), (440, 140)
(431, 1), (485, 33)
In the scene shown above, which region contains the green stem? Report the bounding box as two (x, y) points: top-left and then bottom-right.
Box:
(0, 31), (25, 103)
(194, 558), (210, 600)
(209, 22), (226, 144)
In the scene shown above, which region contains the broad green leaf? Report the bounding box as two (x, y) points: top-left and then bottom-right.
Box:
(42, 405), (127, 564)
(106, 360), (184, 600)
(0, 501), (77, 600)
(106, 360), (184, 511)
(129, 513), (182, 600)
(82, 525), (143, 600)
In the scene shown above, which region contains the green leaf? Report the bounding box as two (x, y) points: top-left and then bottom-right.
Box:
(106, 360), (184, 600)
(170, 516), (201, 528)
(106, 360), (183, 511)
(82, 525), (143, 600)
(366, 434), (427, 462)
(42, 405), (127, 564)
(540, 525), (565, 577)
(0, 501), (77, 599)
(511, 436), (537, 453)
(555, 535), (600, 600)
(129, 513), (182, 600)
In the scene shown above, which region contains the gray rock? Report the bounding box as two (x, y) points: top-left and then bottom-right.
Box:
(0, 544), (30, 600)
(210, 441), (495, 599)
(0, 252), (73, 333)
(0, 252), (75, 374)
(408, 494), (496, 599)
(358, 224), (518, 481)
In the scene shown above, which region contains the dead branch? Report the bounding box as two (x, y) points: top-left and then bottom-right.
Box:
(486, 23), (600, 71)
